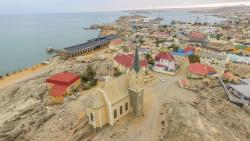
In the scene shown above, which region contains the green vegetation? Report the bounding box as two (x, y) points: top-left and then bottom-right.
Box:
(188, 55), (200, 63)
(113, 67), (122, 77)
(216, 34), (223, 40)
(145, 54), (154, 65)
(81, 64), (97, 90)
(0, 75), (3, 79)
(227, 36), (232, 41)
(168, 44), (180, 52)
(160, 47), (169, 52)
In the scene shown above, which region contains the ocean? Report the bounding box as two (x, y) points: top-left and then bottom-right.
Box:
(0, 10), (223, 76)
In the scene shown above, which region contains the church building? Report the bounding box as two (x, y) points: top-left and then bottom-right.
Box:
(85, 47), (145, 128)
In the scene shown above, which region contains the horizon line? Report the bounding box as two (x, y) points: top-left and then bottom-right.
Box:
(122, 2), (250, 11)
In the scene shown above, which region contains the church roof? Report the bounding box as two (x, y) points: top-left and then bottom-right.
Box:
(86, 74), (130, 109)
(104, 74), (130, 105)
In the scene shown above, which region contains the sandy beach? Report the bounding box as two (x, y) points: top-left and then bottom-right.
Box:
(0, 64), (49, 90)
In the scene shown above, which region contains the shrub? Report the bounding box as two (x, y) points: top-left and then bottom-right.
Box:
(188, 55), (200, 63)
(90, 79), (97, 86)
(81, 64), (96, 83)
(113, 67), (122, 77)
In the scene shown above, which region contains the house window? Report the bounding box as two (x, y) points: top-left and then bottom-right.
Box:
(114, 109), (117, 119)
(120, 106), (123, 115)
(90, 113), (94, 122)
(125, 102), (128, 111)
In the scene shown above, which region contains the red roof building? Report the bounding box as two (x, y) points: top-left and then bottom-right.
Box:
(50, 85), (68, 97)
(190, 31), (207, 42)
(155, 52), (175, 62)
(188, 63), (216, 76)
(46, 72), (80, 86)
(46, 72), (80, 97)
(184, 46), (195, 53)
(113, 53), (147, 70)
(110, 38), (123, 46)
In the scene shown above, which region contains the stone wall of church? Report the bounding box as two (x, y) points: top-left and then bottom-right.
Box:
(129, 89), (144, 116)
(112, 96), (131, 123)
(87, 106), (109, 128)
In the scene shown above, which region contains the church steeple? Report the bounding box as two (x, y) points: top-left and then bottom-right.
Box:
(129, 45), (144, 116)
(132, 46), (140, 73)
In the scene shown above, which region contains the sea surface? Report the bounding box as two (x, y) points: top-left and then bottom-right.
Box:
(0, 10), (223, 76)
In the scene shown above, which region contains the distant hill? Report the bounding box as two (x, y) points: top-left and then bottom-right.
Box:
(202, 5), (250, 14)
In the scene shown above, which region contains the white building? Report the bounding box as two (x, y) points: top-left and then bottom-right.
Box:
(199, 48), (229, 74)
(154, 52), (177, 75)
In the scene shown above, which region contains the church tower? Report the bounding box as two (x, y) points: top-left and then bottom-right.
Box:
(129, 46), (145, 116)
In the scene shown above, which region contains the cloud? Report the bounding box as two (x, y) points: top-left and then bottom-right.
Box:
(0, 0), (250, 14)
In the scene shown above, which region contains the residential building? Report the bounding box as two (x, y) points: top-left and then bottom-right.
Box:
(172, 46), (195, 56)
(199, 48), (229, 74)
(228, 54), (250, 65)
(187, 63), (216, 79)
(46, 72), (81, 104)
(113, 52), (148, 73)
(154, 52), (177, 75)
(189, 31), (208, 46)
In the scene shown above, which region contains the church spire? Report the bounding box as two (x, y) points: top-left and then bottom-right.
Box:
(133, 46), (140, 73)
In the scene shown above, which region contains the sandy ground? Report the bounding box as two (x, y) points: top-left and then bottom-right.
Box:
(0, 64), (50, 90)
(93, 72), (198, 141)
(0, 47), (110, 91)
(1, 50), (250, 141)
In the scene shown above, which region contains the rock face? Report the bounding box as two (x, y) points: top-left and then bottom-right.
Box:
(0, 58), (113, 141)
(159, 81), (250, 141)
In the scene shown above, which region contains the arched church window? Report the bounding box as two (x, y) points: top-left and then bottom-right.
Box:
(90, 113), (94, 122)
(120, 106), (123, 115)
(114, 109), (117, 119)
(125, 102), (128, 111)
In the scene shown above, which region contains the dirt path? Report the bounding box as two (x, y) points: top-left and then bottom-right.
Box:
(95, 73), (198, 141)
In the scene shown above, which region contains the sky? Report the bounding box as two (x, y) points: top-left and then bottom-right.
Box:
(0, 0), (250, 14)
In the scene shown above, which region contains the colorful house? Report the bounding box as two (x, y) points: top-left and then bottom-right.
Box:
(113, 53), (148, 73)
(154, 52), (177, 75)
(187, 63), (216, 79)
(172, 46), (195, 56)
(46, 72), (81, 104)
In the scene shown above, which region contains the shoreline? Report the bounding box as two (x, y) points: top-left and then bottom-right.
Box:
(0, 63), (49, 90)
(0, 46), (110, 90)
